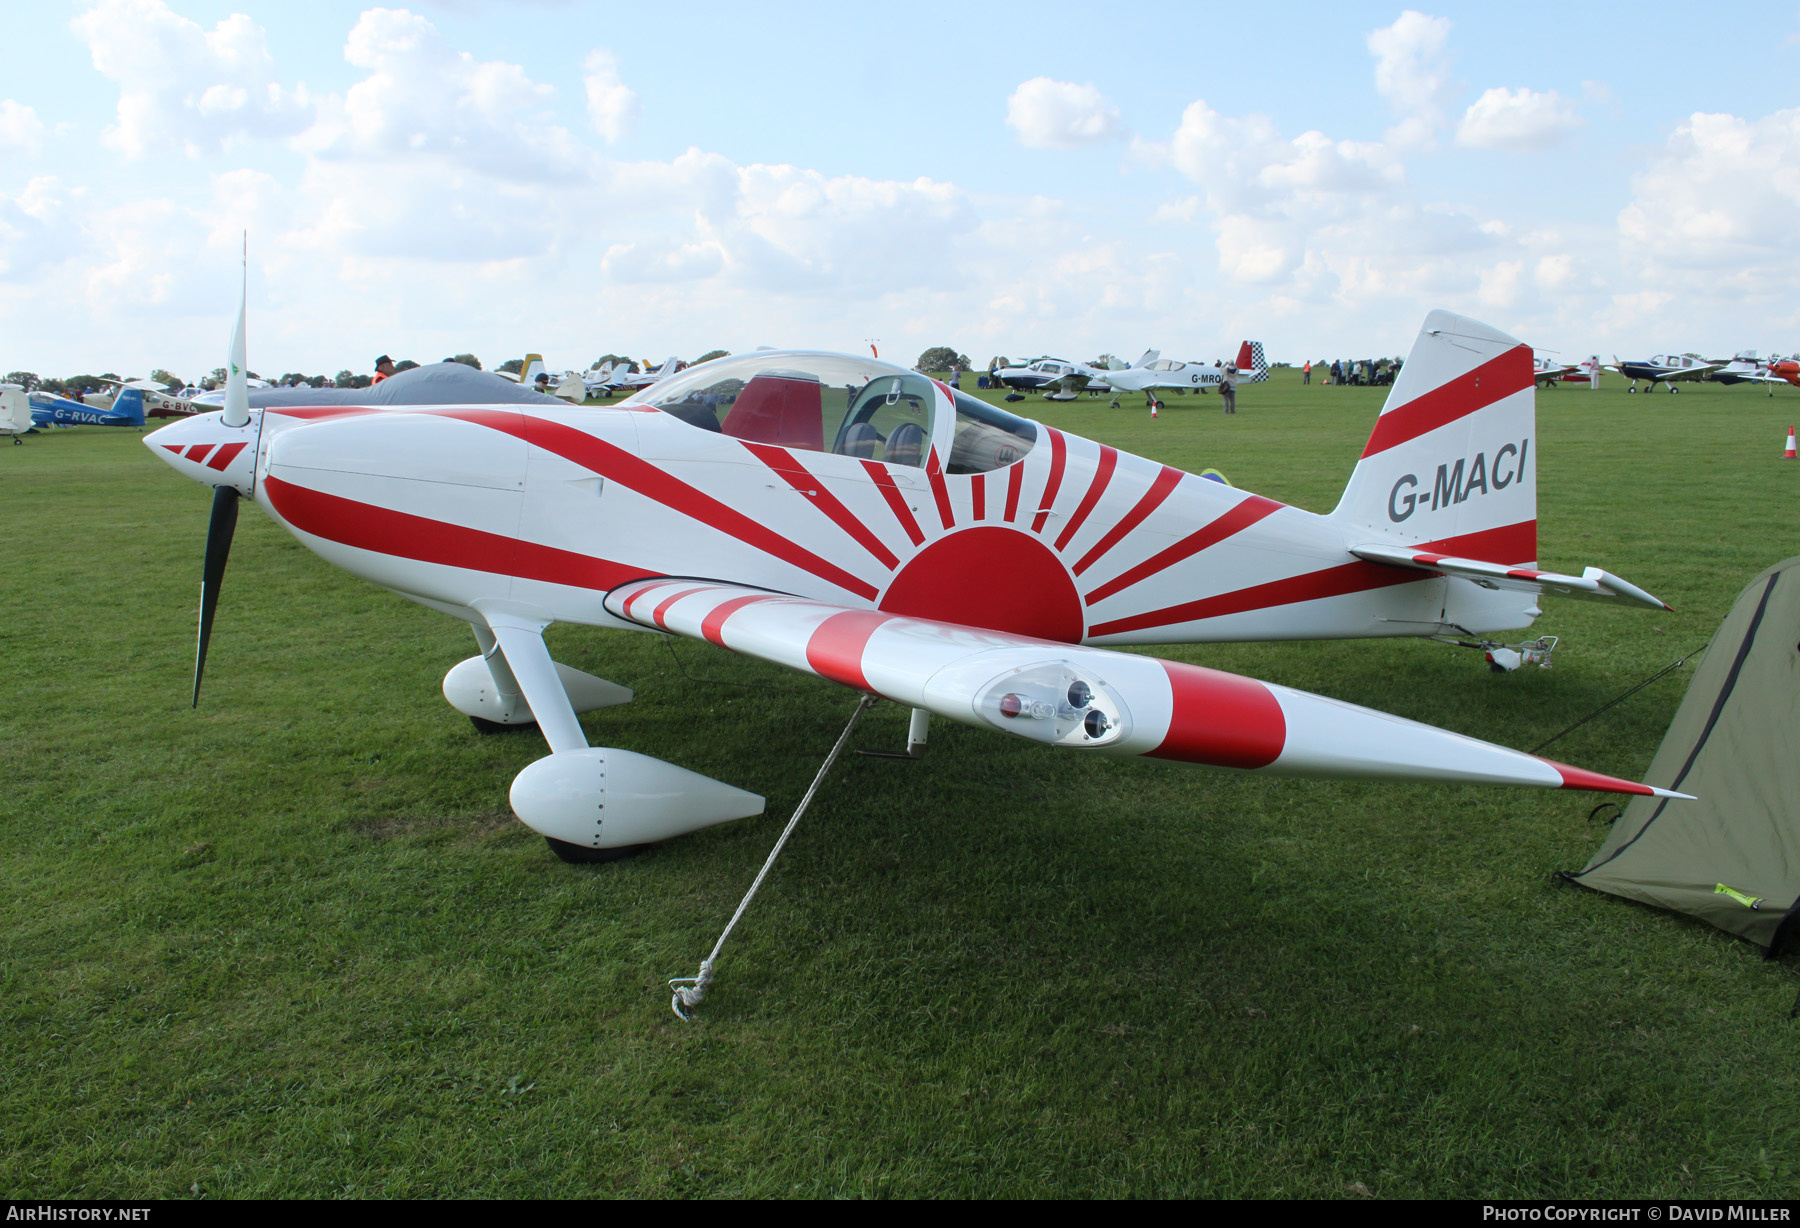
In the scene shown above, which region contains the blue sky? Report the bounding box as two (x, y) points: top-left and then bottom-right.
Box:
(3, 1), (1798, 379)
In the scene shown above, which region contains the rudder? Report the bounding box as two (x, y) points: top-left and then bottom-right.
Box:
(1331, 311), (1536, 565)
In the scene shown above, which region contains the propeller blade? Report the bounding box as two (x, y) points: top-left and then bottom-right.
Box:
(193, 484), (240, 707)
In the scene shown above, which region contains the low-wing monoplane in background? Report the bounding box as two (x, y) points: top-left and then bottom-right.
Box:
(993, 355), (1114, 396)
(607, 356), (682, 393)
(1608, 353), (1720, 393)
(149, 300), (1684, 883)
(1532, 354), (1601, 389)
(1706, 351), (1787, 393)
(1767, 357), (1800, 388)
(1076, 343), (1269, 409)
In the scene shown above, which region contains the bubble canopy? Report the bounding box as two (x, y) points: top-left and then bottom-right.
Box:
(620, 350), (1037, 474)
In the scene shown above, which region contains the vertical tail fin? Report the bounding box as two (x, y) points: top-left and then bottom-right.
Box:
(111, 387), (146, 425)
(1233, 341), (1268, 384)
(1331, 311), (1536, 565)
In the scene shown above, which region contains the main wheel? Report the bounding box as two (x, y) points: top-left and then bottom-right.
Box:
(545, 837), (649, 864)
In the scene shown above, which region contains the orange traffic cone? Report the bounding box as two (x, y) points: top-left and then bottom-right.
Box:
(1785, 427), (1797, 459)
(1149, 402), (1159, 419)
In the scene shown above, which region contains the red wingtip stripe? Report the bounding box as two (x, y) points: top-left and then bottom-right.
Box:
(651, 585), (717, 630)
(804, 609), (893, 693)
(1539, 758), (1655, 797)
(1145, 661), (1286, 769)
(700, 594), (777, 646)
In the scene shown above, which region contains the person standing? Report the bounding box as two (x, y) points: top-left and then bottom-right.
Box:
(1303, 359), (1311, 385)
(1221, 368), (1237, 415)
(371, 355), (396, 384)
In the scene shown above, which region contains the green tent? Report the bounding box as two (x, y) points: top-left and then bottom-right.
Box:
(1564, 557), (1800, 955)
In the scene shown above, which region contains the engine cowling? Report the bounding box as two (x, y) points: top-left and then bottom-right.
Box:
(509, 748), (764, 849)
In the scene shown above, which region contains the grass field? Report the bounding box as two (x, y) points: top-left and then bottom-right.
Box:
(4, 368), (1799, 1198)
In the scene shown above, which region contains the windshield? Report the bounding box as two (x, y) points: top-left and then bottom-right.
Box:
(626, 350), (936, 467)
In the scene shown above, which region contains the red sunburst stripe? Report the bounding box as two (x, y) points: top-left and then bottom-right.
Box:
(701, 594), (778, 645)
(971, 473), (986, 520)
(1004, 463), (1025, 522)
(206, 442), (248, 471)
(1085, 495), (1284, 606)
(1089, 520), (1538, 637)
(1361, 345), (1532, 458)
(804, 609), (894, 693)
(652, 585), (717, 629)
(1031, 428), (1068, 534)
(262, 476), (643, 592)
(427, 408), (878, 601)
(925, 448), (954, 530)
(186, 444), (216, 464)
(743, 443), (899, 570)
(1054, 444), (1118, 551)
(861, 461), (925, 547)
(1073, 465), (1183, 577)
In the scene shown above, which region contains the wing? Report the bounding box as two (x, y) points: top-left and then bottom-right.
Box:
(604, 578), (1684, 799)
(1350, 543), (1669, 610)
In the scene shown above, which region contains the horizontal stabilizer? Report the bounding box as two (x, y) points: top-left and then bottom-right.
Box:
(1350, 544), (1670, 610)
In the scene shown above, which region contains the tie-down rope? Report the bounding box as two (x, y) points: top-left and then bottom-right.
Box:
(670, 694), (878, 1020)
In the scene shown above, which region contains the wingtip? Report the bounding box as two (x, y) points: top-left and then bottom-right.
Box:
(1649, 786), (1696, 801)
(1539, 757), (1674, 799)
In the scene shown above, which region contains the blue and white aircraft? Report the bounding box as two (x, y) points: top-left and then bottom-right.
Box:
(29, 386), (146, 428)
(1607, 353), (1721, 394)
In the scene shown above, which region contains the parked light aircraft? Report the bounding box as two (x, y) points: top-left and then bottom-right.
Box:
(1532, 355), (1601, 389)
(148, 294), (1685, 870)
(1609, 354), (1720, 393)
(1706, 351), (1786, 392)
(1077, 343), (1268, 408)
(608, 356), (682, 393)
(1768, 357), (1800, 388)
(0, 384), (34, 442)
(993, 356), (1112, 395)
(30, 387), (145, 428)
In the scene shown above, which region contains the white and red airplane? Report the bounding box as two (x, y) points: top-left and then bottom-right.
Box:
(147, 302), (1685, 864)
(1533, 354), (1601, 389)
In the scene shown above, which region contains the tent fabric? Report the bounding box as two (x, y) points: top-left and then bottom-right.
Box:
(244, 363), (565, 408)
(1566, 556), (1800, 953)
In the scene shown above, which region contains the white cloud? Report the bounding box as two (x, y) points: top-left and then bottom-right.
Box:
(1005, 78), (1125, 149)
(70, 0), (313, 157)
(582, 48), (639, 144)
(1456, 87), (1582, 152)
(1366, 10), (1457, 147)
(0, 101), (46, 154)
(1618, 107), (1800, 305)
(293, 7), (587, 184)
